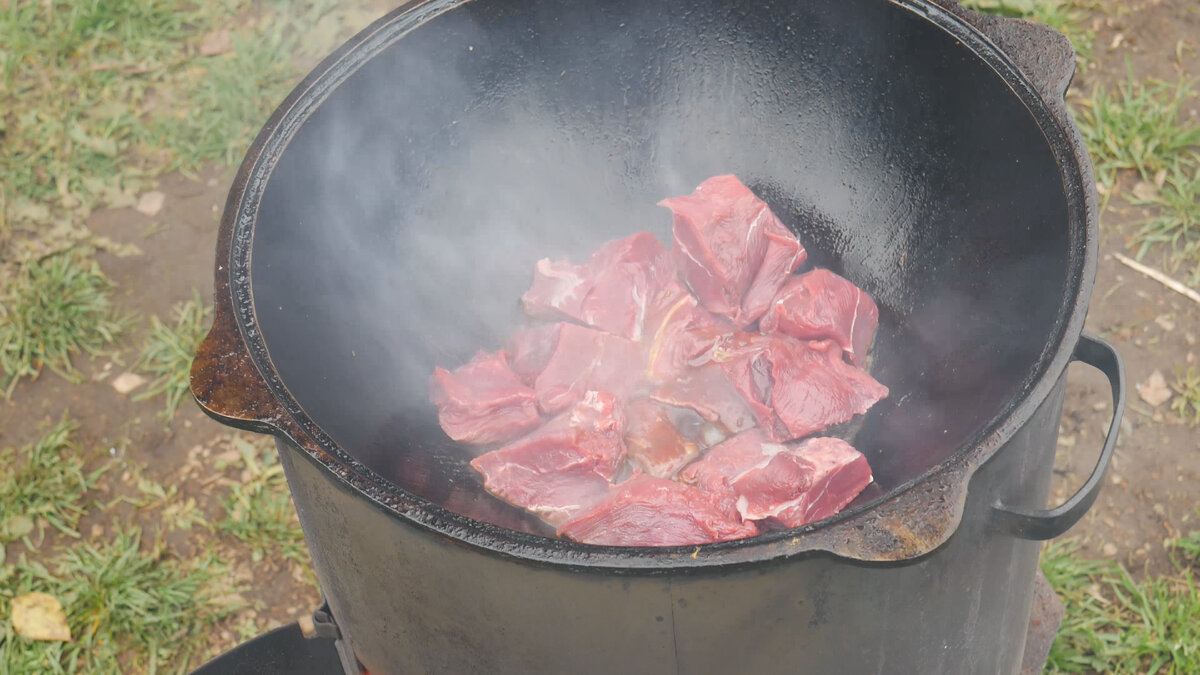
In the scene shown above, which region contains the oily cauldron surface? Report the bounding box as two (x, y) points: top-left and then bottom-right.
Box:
(191, 0), (1126, 672)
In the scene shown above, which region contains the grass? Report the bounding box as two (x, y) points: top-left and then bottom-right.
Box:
(0, 526), (236, 674)
(1074, 69), (1200, 187)
(215, 436), (308, 567)
(1128, 158), (1200, 286)
(0, 0), (366, 255)
(0, 417), (103, 546)
(960, 0), (1095, 65)
(0, 252), (128, 396)
(1170, 366), (1200, 426)
(133, 292), (212, 420)
(1043, 540), (1200, 673)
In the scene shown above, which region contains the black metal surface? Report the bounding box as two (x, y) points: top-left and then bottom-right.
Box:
(992, 334), (1124, 540)
(277, 368), (1070, 674)
(186, 0), (1123, 671)
(190, 622), (343, 675)
(194, 0), (1101, 566)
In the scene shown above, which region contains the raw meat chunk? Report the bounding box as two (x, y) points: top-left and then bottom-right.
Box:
(678, 432), (871, 527)
(521, 232), (683, 341)
(429, 350), (542, 444)
(507, 323), (561, 386)
(643, 294), (731, 381)
(719, 337), (888, 442)
(772, 437), (873, 527)
(760, 269), (880, 367)
(660, 175), (806, 328)
(677, 429), (784, 495)
(624, 399), (704, 478)
(651, 364), (757, 437)
(532, 323), (644, 415)
(557, 474), (759, 546)
(470, 391), (627, 525)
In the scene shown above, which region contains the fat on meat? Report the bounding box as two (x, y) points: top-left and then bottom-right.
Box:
(532, 323), (644, 415)
(659, 175), (806, 328)
(557, 474), (759, 546)
(521, 232), (684, 341)
(643, 294), (731, 381)
(429, 350), (542, 445)
(678, 431), (872, 527)
(470, 391), (627, 525)
(771, 436), (873, 528)
(760, 269), (880, 367)
(718, 337), (888, 442)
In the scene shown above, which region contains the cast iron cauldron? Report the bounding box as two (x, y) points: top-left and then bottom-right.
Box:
(191, 0), (1126, 672)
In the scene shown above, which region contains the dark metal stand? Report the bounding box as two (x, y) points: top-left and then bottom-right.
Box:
(1021, 570), (1066, 675)
(195, 579), (1065, 675)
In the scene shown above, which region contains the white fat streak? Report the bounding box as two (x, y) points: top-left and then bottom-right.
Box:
(744, 205), (767, 249)
(537, 258), (586, 307)
(631, 282), (647, 342)
(701, 423), (727, 447)
(729, 442), (790, 484)
(847, 289), (862, 359)
(645, 294), (694, 373)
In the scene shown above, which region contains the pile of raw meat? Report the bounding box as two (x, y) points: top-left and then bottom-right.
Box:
(430, 175), (888, 547)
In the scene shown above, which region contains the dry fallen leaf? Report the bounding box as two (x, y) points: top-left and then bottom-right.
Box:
(199, 29), (233, 57)
(1154, 168), (1168, 188)
(1136, 370), (1173, 407)
(111, 372), (148, 395)
(135, 191), (165, 216)
(11, 593), (72, 642)
(1131, 181), (1159, 202)
(1154, 315), (1176, 332)
(6, 514), (34, 539)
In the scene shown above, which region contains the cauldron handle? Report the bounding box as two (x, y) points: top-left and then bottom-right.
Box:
(930, 0), (1078, 113)
(990, 334), (1126, 540)
(190, 283), (292, 436)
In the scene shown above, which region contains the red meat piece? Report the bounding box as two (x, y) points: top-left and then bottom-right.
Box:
(772, 437), (873, 527)
(429, 350), (542, 445)
(533, 323), (644, 415)
(678, 432), (871, 526)
(507, 323), (561, 386)
(521, 232), (683, 341)
(470, 391), (627, 525)
(659, 175), (806, 328)
(557, 474), (759, 546)
(650, 364), (758, 437)
(760, 269), (880, 367)
(623, 399), (705, 479)
(643, 294), (731, 381)
(718, 337), (888, 442)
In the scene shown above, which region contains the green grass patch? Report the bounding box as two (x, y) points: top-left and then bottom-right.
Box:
(1075, 70), (1200, 187)
(1, 0), (376, 249)
(0, 526), (236, 674)
(1130, 159), (1200, 287)
(1171, 366), (1200, 426)
(0, 416), (103, 546)
(134, 292), (212, 420)
(215, 437), (307, 566)
(1043, 540), (1200, 674)
(0, 252), (128, 396)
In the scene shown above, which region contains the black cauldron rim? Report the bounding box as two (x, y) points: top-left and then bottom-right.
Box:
(192, 0), (1115, 571)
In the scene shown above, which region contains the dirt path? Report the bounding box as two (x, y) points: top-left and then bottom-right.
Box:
(1049, 0), (1200, 576)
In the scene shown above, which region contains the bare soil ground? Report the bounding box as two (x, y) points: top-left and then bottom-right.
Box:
(1048, 0), (1200, 577)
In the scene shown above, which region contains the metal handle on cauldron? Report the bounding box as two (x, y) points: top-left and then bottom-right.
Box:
(933, 0), (1078, 116)
(991, 334), (1126, 541)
